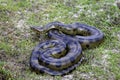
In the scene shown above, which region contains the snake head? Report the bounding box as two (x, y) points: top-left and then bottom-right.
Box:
(30, 26), (46, 34)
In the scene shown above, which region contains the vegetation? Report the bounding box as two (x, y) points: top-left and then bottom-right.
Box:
(0, 0), (120, 80)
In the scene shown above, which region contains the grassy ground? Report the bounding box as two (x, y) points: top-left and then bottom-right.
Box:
(0, 0), (120, 80)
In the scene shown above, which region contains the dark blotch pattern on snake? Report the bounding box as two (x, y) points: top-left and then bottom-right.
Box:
(30, 21), (104, 75)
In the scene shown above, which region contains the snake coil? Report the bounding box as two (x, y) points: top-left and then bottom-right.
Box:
(30, 21), (104, 75)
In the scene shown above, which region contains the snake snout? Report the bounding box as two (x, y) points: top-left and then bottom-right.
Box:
(31, 26), (45, 32)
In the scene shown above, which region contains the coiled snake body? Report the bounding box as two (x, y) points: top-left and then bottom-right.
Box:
(30, 21), (104, 75)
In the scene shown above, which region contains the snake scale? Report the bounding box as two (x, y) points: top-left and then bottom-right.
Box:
(30, 21), (104, 75)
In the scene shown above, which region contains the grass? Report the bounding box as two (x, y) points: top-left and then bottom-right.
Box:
(0, 62), (12, 80)
(0, 0), (120, 80)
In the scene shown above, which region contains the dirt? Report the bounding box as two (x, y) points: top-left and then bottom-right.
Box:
(0, 73), (6, 80)
(0, 50), (30, 79)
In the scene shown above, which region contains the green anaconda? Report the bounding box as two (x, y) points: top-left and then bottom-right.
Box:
(30, 21), (104, 75)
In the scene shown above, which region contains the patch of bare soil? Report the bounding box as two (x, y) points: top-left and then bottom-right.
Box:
(7, 55), (29, 79)
(0, 50), (30, 79)
(0, 51), (8, 62)
(0, 73), (7, 80)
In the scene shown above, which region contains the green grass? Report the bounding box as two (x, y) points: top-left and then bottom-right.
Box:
(0, 0), (120, 80)
(0, 62), (13, 80)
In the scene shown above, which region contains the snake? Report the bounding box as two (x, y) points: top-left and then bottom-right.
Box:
(30, 21), (104, 75)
